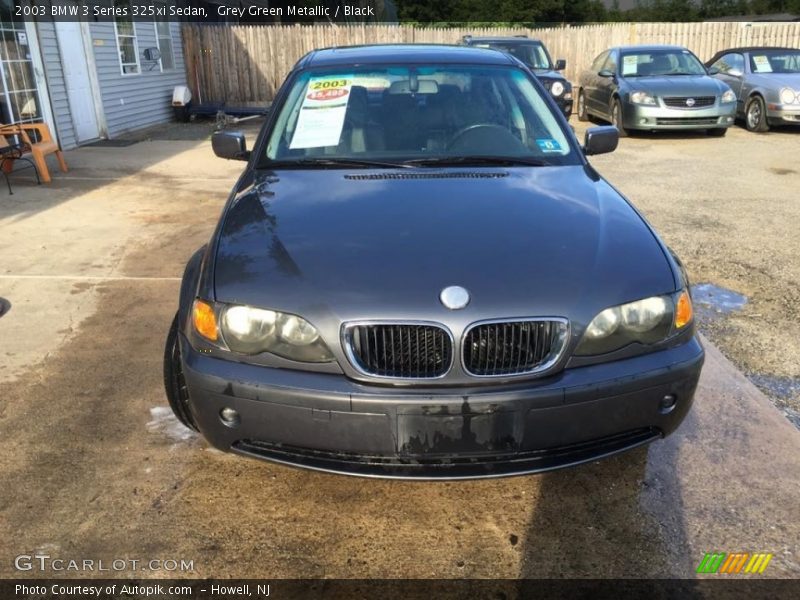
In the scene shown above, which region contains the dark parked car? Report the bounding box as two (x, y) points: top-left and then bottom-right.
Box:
(164, 44), (704, 479)
(706, 47), (800, 132)
(462, 35), (573, 117)
(578, 45), (737, 136)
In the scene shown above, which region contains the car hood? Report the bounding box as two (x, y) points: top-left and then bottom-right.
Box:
(626, 75), (727, 96)
(531, 69), (567, 82)
(747, 72), (800, 89)
(213, 167), (676, 328)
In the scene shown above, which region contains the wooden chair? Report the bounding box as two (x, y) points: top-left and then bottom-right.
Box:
(0, 121), (68, 185)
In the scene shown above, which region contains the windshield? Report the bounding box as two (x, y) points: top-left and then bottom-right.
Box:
(749, 50), (800, 74)
(264, 65), (576, 167)
(620, 49), (706, 77)
(475, 42), (552, 69)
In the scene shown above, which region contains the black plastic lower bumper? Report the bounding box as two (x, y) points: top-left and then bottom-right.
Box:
(181, 335), (703, 479)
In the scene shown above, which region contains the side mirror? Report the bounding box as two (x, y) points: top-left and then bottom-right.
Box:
(598, 69), (615, 78)
(728, 68), (743, 78)
(212, 131), (249, 161)
(707, 66), (720, 75)
(584, 126), (619, 156)
(555, 59), (566, 71)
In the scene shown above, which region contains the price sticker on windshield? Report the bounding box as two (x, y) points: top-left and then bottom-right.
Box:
(622, 55), (638, 76)
(290, 75), (353, 149)
(752, 55), (773, 73)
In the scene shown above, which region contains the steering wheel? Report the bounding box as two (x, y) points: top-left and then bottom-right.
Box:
(447, 123), (514, 151)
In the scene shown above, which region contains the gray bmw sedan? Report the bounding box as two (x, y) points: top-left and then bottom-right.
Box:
(164, 44), (704, 479)
(578, 45), (737, 136)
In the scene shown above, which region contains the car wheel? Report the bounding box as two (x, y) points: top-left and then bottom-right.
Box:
(577, 90), (589, 122)
(163, 312), (198, 431)
(611, 99), (628, 137)
(707, 128), (727, 137)
(745, 96), (769, 132)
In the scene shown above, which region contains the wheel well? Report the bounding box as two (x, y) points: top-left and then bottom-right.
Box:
(178, 245), (207, 332)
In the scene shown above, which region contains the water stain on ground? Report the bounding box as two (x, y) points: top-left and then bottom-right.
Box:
(691, 283), (748, 322)
(769, 167), (797, 176)
(692, 283), (800, 429)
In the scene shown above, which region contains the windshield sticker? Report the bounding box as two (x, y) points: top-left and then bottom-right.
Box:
(622, 55), (638, 76)
(536, 138), (562, 153)
(752, 55), (773, 73)
(290, 76), (353, 149)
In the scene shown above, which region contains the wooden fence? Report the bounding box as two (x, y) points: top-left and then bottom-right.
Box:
(181, 22), (800, 103)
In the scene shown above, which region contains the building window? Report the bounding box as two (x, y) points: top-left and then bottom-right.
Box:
(114, 0), (140, 75)
(0, 11), (42, 123)
(153, 3), (175, 71)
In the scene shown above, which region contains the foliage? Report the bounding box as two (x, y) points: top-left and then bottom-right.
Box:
(393, 0), (800, 23)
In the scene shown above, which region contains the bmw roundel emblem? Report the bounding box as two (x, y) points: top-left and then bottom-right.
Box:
(440, 286), (470, 310)
(686, 97), (696, 107)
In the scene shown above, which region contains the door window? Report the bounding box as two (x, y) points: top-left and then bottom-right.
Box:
(712, 53), (745, 75)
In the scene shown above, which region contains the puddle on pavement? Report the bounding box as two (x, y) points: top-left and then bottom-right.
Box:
(691, 283), (747, 322)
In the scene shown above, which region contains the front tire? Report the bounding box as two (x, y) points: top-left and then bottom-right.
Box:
(611, 98), (628, 137)
(577, 90), (589, 122)
(707, 128), (728, 137)
(163, 313), (198, 431)
(745, 95), (769, 132)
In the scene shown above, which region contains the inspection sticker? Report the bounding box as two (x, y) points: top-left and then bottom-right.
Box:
(290, 75), (353, 149)
(536, 138), (562, 153)
(622, 55), (638, 76)
(752, 55), (773, 73)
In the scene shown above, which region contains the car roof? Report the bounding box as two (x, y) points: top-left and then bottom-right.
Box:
(709, 46), (799, 56)
(465, 36), (544, 44)
(298, 44), (516, 69)
(613, 45), (689, 52)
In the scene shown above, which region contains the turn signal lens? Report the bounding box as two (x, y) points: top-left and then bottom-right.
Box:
(675, 291), (693, 329)
(193, 299), (218, 341)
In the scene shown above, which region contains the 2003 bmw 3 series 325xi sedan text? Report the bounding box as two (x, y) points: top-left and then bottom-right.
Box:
(163, 45), (704, 479)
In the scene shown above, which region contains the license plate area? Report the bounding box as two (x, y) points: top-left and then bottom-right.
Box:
(397, 402), (519, 456)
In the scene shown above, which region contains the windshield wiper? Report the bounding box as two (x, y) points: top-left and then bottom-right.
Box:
(663, 72), (697, 76)
(268, 157), (414, 169)
(404, 156), (552, 167)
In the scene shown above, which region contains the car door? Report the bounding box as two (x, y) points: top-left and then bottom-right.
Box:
(584, 50), (609, 114)
(594, 50), (619, 118)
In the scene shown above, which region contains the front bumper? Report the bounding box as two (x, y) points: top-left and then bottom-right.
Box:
(556, 94), (573, 117)
(180, 334), (704, 479)
(624, 101), (736, 130)
(766, 103), (800, 124)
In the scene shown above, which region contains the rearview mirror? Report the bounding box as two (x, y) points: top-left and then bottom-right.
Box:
(212, 131), (249, 161)
(598, 69), (615, 78)
(555, 59), (566, 71)
(584, 126), (618, 156)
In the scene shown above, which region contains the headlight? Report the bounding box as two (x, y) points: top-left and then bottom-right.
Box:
(721, 89), (737, 103)
(193, 299), (334, 362)
(780, 87), (798, 105)
(630, 91), (657, 106)
(575, 291), (693, 356)
(550, 81), (565, 97)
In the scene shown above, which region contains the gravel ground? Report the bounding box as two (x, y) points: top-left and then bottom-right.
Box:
(573, 119), (800, 428)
